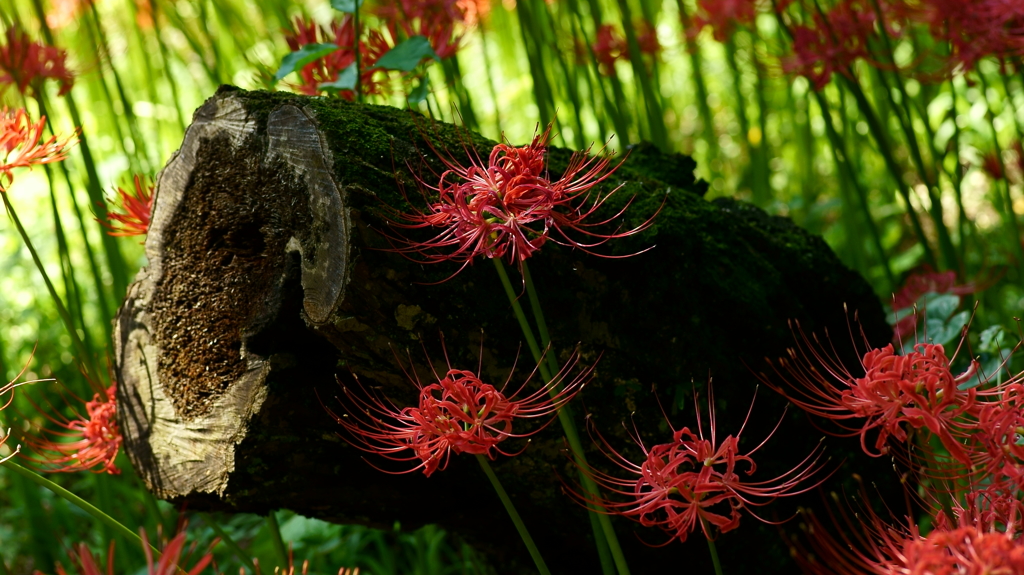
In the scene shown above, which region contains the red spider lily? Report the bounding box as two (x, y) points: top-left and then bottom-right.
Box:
(635, 20), (661, 56)
(0, 27), (74, 96)
(0, 107), (76, 190)
(45, 528), (217, 575)
(759, 320), (982, 466)
(965, 381), (1024, 488)
(326, 341), (592, 477)
(385, 124), (658, 279)
(570, 387), (828, 544)
(284, 16), (389, 98)
(458, 0), (491, 26)
(26, 384), (122, 474)
(789, 484), (1024, 575)
(590, 23), (659, 75)
(902, 0), (1024, 73)
(372, 0), (466, 59)
(592, 25), (624, 74)
(981, 149), (1007, 181)
(101, 175), (154, 238)
(783, 1), (880, 90)
(693, 0), (757, 41)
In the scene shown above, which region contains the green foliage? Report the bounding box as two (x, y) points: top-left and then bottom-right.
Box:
(329, 0), (364, 13)
(374, 37), (440, 72)
(276, 44), (342, 82)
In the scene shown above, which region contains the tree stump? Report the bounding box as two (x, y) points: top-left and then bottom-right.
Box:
(114, 86), (895, 574)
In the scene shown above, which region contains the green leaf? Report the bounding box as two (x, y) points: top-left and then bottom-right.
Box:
(919, 292), (959, 321)
(407, 78), (430, 104)
(274, 43), (340, 82)
(374, 36), (439, 72)
(925, 310), (969, 347)
(330, 0), (364, 12)
(319, 63), (358, 92)
(979, 325), (1009, 354)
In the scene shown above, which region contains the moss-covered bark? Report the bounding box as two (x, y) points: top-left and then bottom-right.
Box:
(115, 86), (897, 575)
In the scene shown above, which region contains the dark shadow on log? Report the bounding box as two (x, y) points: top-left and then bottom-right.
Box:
(114, 86), (897, 574)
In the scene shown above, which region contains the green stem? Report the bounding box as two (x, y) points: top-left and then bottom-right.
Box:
(521, 261), (560, 380)
(201, 513), (258, 574)
(266, 511), (289, 569)
(491, 259), (546, 372)
(705, 530), (724, 575)
(4, 462), (152, 554)
(588, 510), (615, 575)
(614, 0), (668, 150)
(2, 193), (99, 382)
(497, 259), (631, 575)
(0, 550), (9, 575)
(353, 1), (362, 103)
(475, 455), (551, 575)
(977, 71), (1024, 268)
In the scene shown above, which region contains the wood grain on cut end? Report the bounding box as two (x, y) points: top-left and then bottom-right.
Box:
(114, 92), (348, 498)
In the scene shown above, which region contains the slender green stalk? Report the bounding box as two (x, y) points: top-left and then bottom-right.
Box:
(0, 550), (9, 575)
(521, 262), (559, 379)
(497, 260), (631, 575)
(515, 0), (556, 127)
(201, 513), (258, 573)
(810, 90), (895, 290)
(705, 531), (724, 575)
(476, 20), (503, 136)
(588, 510), (615, 575)
(94, 473), (133, 573)
(266, 511), (289, 569)
(491, 259), (546, 369)
(614, 0), (668, 151)
(582, 0), (633, 142)
(475, 455), (551, 575)
(3, 194), (99, 382)
(354, 0), (362, 103)
(4, 462), (153, 554)
(976, 71), (1024, 269)
(676, 0), (720, 181)
(30, 0), (131, 300)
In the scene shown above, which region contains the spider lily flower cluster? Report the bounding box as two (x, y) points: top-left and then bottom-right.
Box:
(329, 344), (592, 476)
(27, 384), (123, 474)
(789, 481), (1024, 575)
(386, 125), (656, 275)
(0, 26), (74, 96)
(102, 174), (155, 238)
(569, 388), (829, 544)
(48, 528), (217, 575)
(761, 319), (1024, 490)
(0, 107), (76, 191)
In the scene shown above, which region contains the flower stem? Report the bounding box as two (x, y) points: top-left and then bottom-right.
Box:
(476, 454), (551, 575)
(521, 261), (560, 379)
(201, 513), (258, 574)
(2, 193), (99, 382)
(496, 259), (631, 575)
(4, 462), (154, 555)
(266, 511), (289, 570)
(706, 533), (724, 575)
(491, 258), (547, 370)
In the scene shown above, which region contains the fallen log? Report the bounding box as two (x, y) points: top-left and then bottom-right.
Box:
(114, 86), (894, 574)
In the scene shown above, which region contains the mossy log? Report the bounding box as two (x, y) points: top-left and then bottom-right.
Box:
(114, 86), (895, 574)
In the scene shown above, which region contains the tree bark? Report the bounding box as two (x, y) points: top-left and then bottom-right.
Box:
(114, 86), (894, 574)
